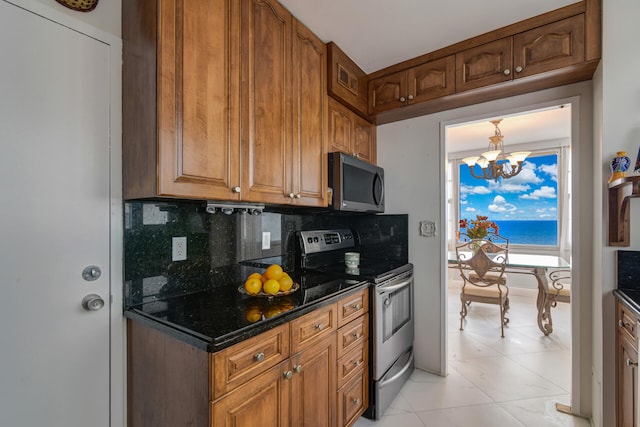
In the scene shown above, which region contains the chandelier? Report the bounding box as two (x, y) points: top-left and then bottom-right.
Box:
(461, 119), (530, 181)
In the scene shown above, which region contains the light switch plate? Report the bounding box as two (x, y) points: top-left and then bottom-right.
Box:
(419, 220), (436, 237)
(262, 232), (271, 250)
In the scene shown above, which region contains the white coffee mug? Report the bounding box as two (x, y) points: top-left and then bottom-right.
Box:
(345, 252), (360, 268)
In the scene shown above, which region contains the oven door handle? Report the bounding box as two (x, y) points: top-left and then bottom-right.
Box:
(377, 276), (413, 294)
(379, 351), (414, 388)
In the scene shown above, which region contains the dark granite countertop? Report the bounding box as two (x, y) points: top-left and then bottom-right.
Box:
(125, 273), (369, 353)
(614, 289), (640, 314)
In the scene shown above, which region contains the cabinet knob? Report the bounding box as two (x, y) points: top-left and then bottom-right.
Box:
(619, 320), (632, 328)
(315, 323), (324, 331)
(351, 153), (359, 158)
(232, 186), (241, 193)
(515, 66), (523, 73)
(503, 69), (511, 76)
(288, 192), (295, 199)
(399, 96), (406, 102)
(407, 94), (414, 101)
(293, 364), (302, 373)
(283, 370), (293, 380)
(352, 360), (361, 367)
(353, 398), (360, 405)
(254, 352), (265, 362)
(295, 194), (301, 199)
(627, 358), (638, 367)
(353, 332), (361, 339)
(351, 303), (361, 310)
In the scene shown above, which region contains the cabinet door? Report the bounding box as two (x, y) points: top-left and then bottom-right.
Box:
(290, 335), (337, 427)
(369, 70), (407, 114)
(513, 14), (585, 79)
(241, 0), (292, 204)
(455, 37), (513, 92)
(291, 19), (327, 206)
(157, 0), (240, 199)
(328, 97), (353, 154)
(618, 334), (637, 427)
(353, 114), (376, 164)
(408, 55), (455, 104)
(337, 368), (367, 427)
(212, 360), (291, 427)
(327, 42), (368, 117)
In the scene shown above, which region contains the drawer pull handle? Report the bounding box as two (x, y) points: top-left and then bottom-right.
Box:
(352, 360), (361, 367)
(353, 332), (361, 339)
(351, 303), (361, 310)
(353, 398), (360, 405)
(315, 323), (324, 331)
(283, 370), (293, 380)
(254, 352), (265, 362)
(294, 364), (302, 373)
(627, 359), (638, 367)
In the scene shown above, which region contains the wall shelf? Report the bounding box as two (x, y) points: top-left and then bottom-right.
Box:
(609, 176), (640, 246)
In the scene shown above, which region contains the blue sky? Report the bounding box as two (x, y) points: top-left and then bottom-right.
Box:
(459, 153), (558, 221)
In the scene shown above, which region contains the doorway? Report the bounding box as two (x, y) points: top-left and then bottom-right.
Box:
(443, 103), (579, 415)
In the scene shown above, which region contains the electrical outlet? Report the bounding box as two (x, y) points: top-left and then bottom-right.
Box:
(262, 232), (271, 250)
(172, 236), (187, 261)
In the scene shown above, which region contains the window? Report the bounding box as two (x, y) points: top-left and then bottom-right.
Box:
(449, 148), (571, 252)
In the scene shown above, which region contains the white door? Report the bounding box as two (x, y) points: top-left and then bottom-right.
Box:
(0, 2), (111, 426)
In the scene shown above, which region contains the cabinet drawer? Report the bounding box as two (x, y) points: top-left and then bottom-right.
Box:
(212, 323), (289, 399)
(337, 315), (368, 358)
(337, 288), (369, 327)
(337, 340), (367, 389)
(337, 368), (367, 427)
(618, 302), (638, 344)
(290, 303), (337, 354)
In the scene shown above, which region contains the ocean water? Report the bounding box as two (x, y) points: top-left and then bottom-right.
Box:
(493, 220), (557, 246)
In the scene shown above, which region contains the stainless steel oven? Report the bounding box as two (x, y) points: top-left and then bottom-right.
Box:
(296, 227), (414, 420)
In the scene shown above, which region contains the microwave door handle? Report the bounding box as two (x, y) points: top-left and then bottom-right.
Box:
(373, 172), (384, 205)
(377, 276), (413, 294)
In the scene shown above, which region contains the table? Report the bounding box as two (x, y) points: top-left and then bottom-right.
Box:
(448, 251), (570, 335)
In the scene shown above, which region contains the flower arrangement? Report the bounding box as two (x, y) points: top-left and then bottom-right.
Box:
(459, 215), (499, 240)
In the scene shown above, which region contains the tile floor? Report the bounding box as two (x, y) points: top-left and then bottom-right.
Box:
(353, 286), (590, 427)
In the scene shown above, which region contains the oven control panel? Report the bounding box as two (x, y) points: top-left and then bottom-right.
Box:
(298, 229), (355, 254)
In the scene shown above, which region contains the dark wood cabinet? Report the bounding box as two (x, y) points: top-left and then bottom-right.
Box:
(329, 97), (376, 164)
(369, 56), (455, 114)
(327, 42), (369, 118)
(617, 299), (639, 427)
(123, 0), (241, 201)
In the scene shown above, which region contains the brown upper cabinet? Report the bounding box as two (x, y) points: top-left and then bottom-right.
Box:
(240, 0), (327, 207)
(123, 0), (327, 207)
(328, 97), (377, 164)
(457, 15), (585, 92)
(327, 42), (369, 118)
(369, 56), (455, 115)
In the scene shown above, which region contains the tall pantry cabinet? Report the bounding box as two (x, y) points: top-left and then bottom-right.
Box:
(123, 0), (327, 207)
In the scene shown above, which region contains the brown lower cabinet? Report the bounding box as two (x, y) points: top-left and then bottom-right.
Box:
(128, 288), (369, 427)
(617, 299), (639, 427)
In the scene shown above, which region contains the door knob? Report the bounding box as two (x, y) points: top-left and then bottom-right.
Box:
(82, 294), (105, 311)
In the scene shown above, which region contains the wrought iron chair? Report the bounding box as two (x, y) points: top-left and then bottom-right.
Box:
(547, 269), (571, 307)
(455, 238), (510, 337)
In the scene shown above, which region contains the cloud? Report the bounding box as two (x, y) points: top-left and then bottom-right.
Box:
(549, 207), (557, 212)
(539, 163), (558, 182)
(460, 184), (492, 195)
(460, 199), (468, 205)
(502, 161), (543, 185)
(465, 207), (477, 213)
(488, 195), (517, 213)
(489, 181), (531, 193)
(520, 185), (557, 200)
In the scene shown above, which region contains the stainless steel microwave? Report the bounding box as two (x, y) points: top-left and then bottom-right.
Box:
(328, 152), (384, 212)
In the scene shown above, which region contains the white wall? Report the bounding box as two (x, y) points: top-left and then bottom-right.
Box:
(25, 0), (120, 37)
(596, 1), (640, 426)
(378, 81), (594, 416)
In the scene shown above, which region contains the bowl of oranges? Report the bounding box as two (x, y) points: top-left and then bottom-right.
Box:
(239, 264), (299, 299)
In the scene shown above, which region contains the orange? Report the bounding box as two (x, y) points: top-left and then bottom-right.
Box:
(263, 279), (281, 295)
(244, 277), (262, 295)
(247, 272), (262, 281)
(264, 264), (283, 281)
(278, 274), (294, 292)
(263, 305), (282, 318)
(260, 274), (268, 284)
(245, 307), (262, 323)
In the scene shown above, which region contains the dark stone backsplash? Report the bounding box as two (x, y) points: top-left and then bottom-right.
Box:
(618, 250), (640, 290)
(124, 200), (408, 308)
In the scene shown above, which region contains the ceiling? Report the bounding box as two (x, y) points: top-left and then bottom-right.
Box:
(278, 0), (578, 73)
